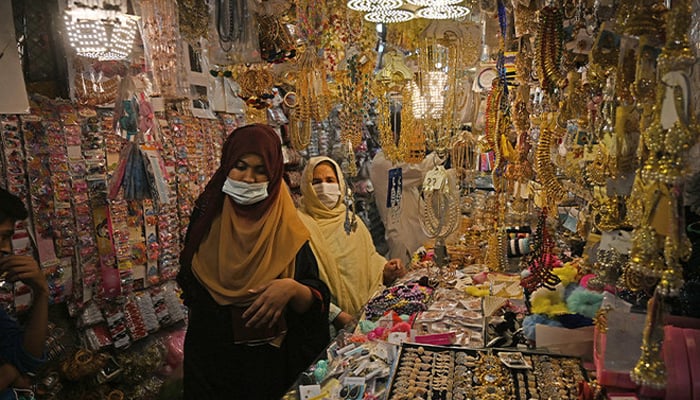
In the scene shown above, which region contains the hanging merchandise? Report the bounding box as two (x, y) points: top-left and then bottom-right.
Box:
(210, 0), (262, 64)
(416, 19), (478, 154)
(520, 208), (562, 293)
(256, 12), (298, 63)
(109, 92), (172, 204)
(337, 46), (374, 149)
(287, 47), (333, 150)
(208, 68), (247, 114)
(178, 0), (210, 46)
(420, 164), (460, 277)
(108, 142), (151, 201)
(72, 59), (126, 107)
(137, 0), (189, 99)
(236, 65), (275, 109)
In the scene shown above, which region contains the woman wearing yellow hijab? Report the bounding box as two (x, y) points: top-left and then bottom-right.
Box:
(177, 125), (330, 400)
(297, 156), (406, 332)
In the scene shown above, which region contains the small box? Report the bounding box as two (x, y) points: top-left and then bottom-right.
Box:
(535, 324), (595, 361)
(593, 309), (646, 389)
(663, 325), (692, 400)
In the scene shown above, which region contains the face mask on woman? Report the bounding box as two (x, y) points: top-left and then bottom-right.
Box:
(222, 178), (269, 205)
(313, 182), (341, 209)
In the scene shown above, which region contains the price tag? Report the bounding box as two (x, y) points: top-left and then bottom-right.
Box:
(299, 385), (321, 400)
(423, 167), (447, 192)
(600, 230), (632, 254)
(388, 331), (408, 345)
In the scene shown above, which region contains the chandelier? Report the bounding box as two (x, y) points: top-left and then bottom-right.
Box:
(415, 5), (470, 19)
(347, 0), (403, 12)
(64, 0), (138, 61)
(364, 9), (415, 23)
(406, 0), (462, 5)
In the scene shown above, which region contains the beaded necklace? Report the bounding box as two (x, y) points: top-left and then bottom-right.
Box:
(216, 0), (246, 52)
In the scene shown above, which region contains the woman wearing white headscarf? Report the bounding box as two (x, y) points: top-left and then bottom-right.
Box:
(297, 156), (406, 331)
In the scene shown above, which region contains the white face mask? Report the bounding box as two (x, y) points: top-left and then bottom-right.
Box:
(222, 178), (269, 205)
(313, 182), (341, 209)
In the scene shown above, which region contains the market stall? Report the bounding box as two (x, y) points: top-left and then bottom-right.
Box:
(0, 0), (699, 399)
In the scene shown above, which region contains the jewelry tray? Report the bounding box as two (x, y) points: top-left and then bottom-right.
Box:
(387, 342), (589, 400)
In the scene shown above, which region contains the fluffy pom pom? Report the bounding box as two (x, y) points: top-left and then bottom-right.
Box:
(553, 262), (579, 286)
(530, 285), (568, 316)
(566, 287), (603, 318)
(522, 314), (563, 341)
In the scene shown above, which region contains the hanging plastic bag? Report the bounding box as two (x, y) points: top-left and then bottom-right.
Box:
(107, 143), (132, 199)
(127, 143), (152, 200)
(210, 74), (247, 114)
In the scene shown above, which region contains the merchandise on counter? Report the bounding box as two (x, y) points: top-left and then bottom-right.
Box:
(388, 343), (587, 400)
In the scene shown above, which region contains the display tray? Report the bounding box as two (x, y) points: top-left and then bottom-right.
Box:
(387, 342), (588, 400)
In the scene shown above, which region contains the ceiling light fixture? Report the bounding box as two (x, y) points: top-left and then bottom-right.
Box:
(364, 9), (415, 23)
(415, 5), (470, 19)
(406, 0), (462, 6)
(347, 0), (404, 12)
(64, 0), (139, 61)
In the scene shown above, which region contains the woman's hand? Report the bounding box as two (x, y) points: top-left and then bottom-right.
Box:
(243, 278), (312, 328)
(383, 258), (406, 285)
(243, 279), (294, 328)
(332, 311), (356, 331)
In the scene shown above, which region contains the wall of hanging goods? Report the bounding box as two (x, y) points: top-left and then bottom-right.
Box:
(1, 0), (700, 398)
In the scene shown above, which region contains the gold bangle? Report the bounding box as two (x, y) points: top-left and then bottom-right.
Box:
(107, 390), (124, 400)
(75, 349), (93, 366)
(283, 91), (298, 108)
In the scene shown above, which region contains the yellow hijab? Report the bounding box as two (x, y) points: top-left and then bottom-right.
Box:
(192, 184), (310, 306)
(297, 156), (385, 317)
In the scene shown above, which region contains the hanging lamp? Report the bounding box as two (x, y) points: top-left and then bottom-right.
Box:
(364, 9), (415, 23)
(406, 0), (462, 6)
(64, 0), (138, 61)
(346, 0), (403, 12)
(415, 4), (470, 19)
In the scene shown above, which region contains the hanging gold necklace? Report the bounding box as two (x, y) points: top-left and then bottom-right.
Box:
(288, 46), (332, 151)
(535, 5), (567, 93)
(535, 114), (568, 208)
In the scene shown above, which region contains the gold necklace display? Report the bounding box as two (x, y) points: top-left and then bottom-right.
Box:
(404, 87), (427, 164)
(237, 67), (274, 99)
(287, 46), (333, 151)
(374, 49), (424, 164)
(376, 91), (409, 164)
(451, 129), (477, 185)
(535, 5), (567, 93)
(337, 47), (374, 149)
(417, 30), (464, 154)
(535, 114), (568, 208)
